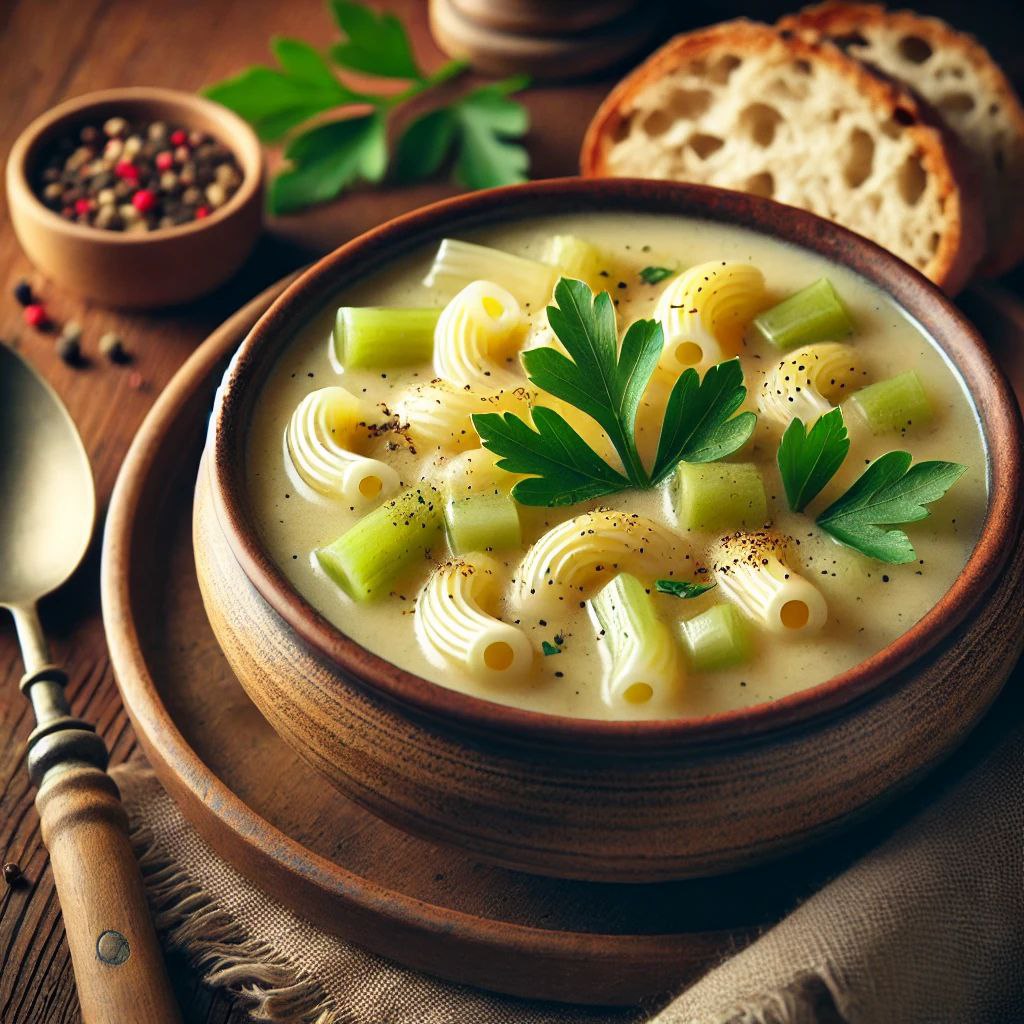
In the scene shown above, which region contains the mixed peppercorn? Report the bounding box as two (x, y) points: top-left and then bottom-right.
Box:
(33, 116), (243, 232)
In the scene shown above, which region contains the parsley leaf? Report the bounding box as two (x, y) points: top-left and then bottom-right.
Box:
(524, 277), (661, 484)
(328, 0), (424, 80)
(473, 405), (629, 507)
(650, 358), (756, 485)
(541, 640), (562, 656)
(270, 113), (387, 214)
(203, 37), (361, 142)
(395, 77), (530, 190)
(639, 266), (674, 285)
(656, 579), (717, 599)
(777, 408), (850, 512)
(817, 452), (966, 563)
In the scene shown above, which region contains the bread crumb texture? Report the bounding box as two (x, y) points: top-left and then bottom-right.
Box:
(583, 20), (986, 292)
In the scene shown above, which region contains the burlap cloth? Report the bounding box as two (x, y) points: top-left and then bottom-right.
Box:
(108, 686), (1024, 1024)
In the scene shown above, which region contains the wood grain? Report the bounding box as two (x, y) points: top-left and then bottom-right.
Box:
(0, 1), (1021, 1021)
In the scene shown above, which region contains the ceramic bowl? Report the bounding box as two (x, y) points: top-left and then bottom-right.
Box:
(197, 178), (1024, 882)
(6, 87), (263, 309)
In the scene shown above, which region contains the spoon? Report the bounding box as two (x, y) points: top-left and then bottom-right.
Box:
(0, 343), (181, 1024)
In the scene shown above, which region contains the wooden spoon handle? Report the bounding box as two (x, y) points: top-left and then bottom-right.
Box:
(35, 760), (182, 1024)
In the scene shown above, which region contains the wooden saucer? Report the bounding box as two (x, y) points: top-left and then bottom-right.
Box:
(99, 277), (1022, 1006)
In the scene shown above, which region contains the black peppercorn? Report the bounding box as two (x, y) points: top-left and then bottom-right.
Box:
(3, 862), (23, 886)
(13, 280), (33, 306)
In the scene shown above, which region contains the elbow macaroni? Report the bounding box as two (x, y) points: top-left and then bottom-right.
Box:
(434, 280), (527, 389)
(759, 343), (861, 427)
(712, 531), (828, 636)
(515, 509), (679, 608)
(655, 262), (766, 375)
(287, 387), (399, 505)
(416, 554), (533, 681)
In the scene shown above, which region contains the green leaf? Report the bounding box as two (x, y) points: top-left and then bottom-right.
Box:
(655, 579), (717, 599)
(650, 358), (756, 484)
(270, 113), (387, 214)
(541, 640), (562, 656)
(394, 107), (457, 182)
(204, 39), (358, 142)
(777, 407), (850, 512)
(472, 405), (629, 507)
(817, 452), (966, 563)
(450, 80), (530, 190)
(639, 266), (674, 285)
(329, 0), (424, 80)
(527, 278), (661, 484)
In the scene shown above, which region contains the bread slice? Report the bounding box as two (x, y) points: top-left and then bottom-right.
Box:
(580, 19), (985, 293)
(780, 3), (1024, 276)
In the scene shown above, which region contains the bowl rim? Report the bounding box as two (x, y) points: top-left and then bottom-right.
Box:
(6, 86), (262, 243)
(210, 177), (1023, 749)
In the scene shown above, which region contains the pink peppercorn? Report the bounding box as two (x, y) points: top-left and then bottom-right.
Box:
(115, 161), (139, 182)
(74, 198), (93, 215)
(170, 129), (188, 147)
(23, 304), (47, 328)
(132, 189), (157, 213)
(194, 206), (210, 219)
(155, 151), (174, 171)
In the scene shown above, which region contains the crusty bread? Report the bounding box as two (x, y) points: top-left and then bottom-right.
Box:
(780, 3), (1024, 276)
(580, 19), (985, 293)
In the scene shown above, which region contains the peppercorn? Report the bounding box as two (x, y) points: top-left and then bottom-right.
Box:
(61, 320), (83, 344)
(23, 304), (47, 328)
(13, 280), (33, 306)
(170, 129), (188, 147)
(99, 332), (129, 363)
(194, 205), (210, 219)
(132, 189), (157, 214)
(2, 863), (23, 887)
(103, 116), (128, 138)
(127, 370), (145, 389)
(155, 150), (174, 171)
(56, 335), (81, 365)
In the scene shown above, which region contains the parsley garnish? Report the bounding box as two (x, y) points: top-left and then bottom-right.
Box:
(639, 266), (674, 285)
(817, 452), (966, 563)
(472, 278), (756, 507)
(541, 640), (562, 656)
(777, 408), (850, 512)
(655, 579), (717, 599)
(204, 1), (529, 214)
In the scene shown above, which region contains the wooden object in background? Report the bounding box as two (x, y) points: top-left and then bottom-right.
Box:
(428, 0), (663, 80)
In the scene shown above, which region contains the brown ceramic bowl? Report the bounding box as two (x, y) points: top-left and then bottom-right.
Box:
(6, 87), (263, 309)
(197, 178), (1024, 882)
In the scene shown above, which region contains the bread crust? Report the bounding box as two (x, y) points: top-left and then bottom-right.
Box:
(780, 2), (1024, 276)
(580, 19), (986, 293)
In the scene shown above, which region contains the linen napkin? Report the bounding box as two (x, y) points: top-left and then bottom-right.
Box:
(110, 686), (1024, 1024)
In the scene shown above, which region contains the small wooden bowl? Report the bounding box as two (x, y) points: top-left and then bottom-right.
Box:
(6, 87), (264, 309)
(199, 179), (1024, 882)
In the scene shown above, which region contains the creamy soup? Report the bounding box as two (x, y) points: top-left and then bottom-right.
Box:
(247, 213), (986, 721)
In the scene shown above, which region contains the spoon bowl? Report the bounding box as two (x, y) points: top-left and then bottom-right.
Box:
(0, 344), (95, 610)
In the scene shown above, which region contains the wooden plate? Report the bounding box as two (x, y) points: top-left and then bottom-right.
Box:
(100, 278), (1022, 1007)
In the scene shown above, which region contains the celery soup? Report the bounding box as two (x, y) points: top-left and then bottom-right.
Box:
(246, 213), (986, 721)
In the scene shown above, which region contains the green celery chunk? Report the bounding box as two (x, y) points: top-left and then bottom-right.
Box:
(334, 307), (441, 369)
(849, 371), (932, 434)
(316, 486), (443, 601)
(675, 462), (767, 532)
(752, 278), (854, 350)
(445, 491), (521, 555)
(679, 604), (752, 672)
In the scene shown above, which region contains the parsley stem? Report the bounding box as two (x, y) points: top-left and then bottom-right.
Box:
(386, 58), (470, 107)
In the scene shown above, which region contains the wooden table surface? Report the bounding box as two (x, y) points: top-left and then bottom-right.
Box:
(1, 2), (1022, 1022)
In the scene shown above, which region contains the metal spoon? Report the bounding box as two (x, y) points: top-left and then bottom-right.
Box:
(0, 343), (180, 1024)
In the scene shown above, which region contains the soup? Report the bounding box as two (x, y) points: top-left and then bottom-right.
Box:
(247, 213), (986, 721)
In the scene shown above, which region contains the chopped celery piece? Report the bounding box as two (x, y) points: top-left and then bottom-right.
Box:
(445, 492), (521, 555)
(590, 573), (679, 708)
(849, 371), (932, 433)
(679, 604), (751, 672)
(543, 235), (605, 289)
(752, 278), (854, 350)
(316, 486), (443, 601)
(675, 462), (767, 532)
(334, 307), (441, 369)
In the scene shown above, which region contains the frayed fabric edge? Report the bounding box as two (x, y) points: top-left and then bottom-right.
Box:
(128, 819), (354, 1024)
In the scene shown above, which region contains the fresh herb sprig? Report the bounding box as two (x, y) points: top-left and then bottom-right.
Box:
(777, 408), (966, 563)
(656, 579), (717, 599)
(204, 1), (530, 214)
(473, 277), (756, 507)
(639, 266), (674, 285)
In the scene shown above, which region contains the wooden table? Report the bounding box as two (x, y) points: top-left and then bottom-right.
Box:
(1, 2), (1021, 1022)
